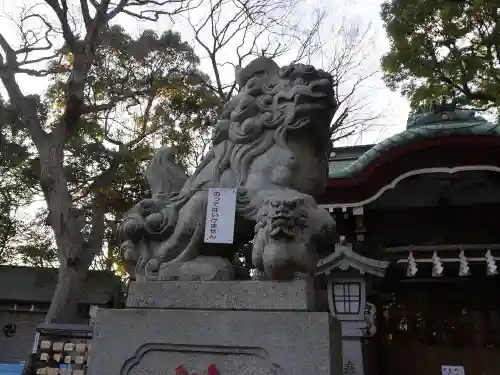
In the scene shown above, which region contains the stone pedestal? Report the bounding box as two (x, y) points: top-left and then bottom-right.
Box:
(339, 321), (367, 375)
(87, 280), (343, 375)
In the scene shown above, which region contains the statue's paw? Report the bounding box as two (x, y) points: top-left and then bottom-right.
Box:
(251, 269), (267, 280)
(139, 198), (156, 208)
(293, 272), (311, 281)
(146, 258), (161, 274)
(123, 247), (135, 261)
(144, 212), (164, 232)
(158, 256), (234, 281)
(120, 240), (141, 261)
(120, 215), (144, 238)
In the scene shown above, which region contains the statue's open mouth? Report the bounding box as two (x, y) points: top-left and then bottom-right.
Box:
(268, 224), (296, 238)
(270, 214), (292, 224)
(292, 78), (336, 116)
(268, 212), (296, 238)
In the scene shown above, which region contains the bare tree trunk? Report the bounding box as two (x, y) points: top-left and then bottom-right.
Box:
(45, 262), (87, 323)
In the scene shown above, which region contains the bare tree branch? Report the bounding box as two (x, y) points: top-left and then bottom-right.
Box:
(183, 0), (323, 103)
(181, 1), (384, 144)
(313, 20), (387, 143)
(120, 0), (200, 21)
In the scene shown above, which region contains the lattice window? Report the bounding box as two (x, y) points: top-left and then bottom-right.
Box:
(333, 282), (361, 314)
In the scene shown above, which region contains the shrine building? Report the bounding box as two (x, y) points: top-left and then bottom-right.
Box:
(317, 104), (500, 375)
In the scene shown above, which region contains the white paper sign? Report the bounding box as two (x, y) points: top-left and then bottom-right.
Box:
(204, 188), (237, 244)
(363, 301), (377, 337)
(31, 332), (40, 354)
(441, 365), (465, 375)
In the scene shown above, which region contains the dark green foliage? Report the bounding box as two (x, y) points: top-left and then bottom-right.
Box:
(14, 224), (59, 267)
(0, 98), (39, 262)
(1, 27), (222, 271)
(381, 0), (500, 111)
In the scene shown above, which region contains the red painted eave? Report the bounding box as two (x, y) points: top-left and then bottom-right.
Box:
(322, 135), (500, 204)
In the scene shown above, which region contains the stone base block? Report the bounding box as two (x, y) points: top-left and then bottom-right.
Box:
(88, 308), (342, 375)
(126, 280), (316, 310)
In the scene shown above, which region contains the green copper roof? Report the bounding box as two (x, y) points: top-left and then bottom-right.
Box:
(328, 145), (372, 176)
(329, 109), (500, 179)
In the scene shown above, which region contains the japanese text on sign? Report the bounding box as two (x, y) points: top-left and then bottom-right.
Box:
(204, 188), (237, 244)
(362, 302), (377, 337)
(343, 361), (357, 375)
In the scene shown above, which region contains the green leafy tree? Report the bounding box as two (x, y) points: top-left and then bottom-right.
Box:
(0, 0), (215, 327)
(51, 26), (220, 274)
(381, 0), (500, 112)
(0, 97), (38, 262)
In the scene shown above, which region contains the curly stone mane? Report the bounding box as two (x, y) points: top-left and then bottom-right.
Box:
(219, 63), (335, 185)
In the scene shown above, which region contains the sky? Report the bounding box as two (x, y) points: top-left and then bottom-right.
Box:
(0, 0), (411, 145)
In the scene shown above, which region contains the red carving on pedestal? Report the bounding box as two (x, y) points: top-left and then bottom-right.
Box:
(208, 364), (220, 375)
